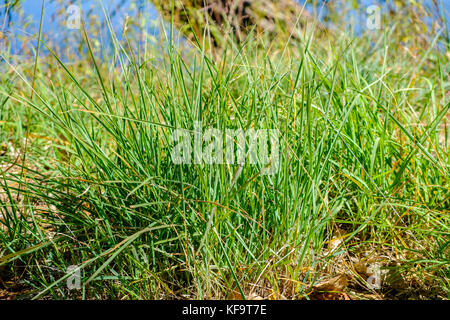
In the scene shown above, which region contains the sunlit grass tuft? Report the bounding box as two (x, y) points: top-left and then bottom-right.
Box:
(0, 8), (449, 300)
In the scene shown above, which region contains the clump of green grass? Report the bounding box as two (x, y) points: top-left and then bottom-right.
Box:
(0, 10), (449, 299)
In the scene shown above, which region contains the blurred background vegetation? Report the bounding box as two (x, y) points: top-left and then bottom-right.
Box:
(0, 1), (449, 56)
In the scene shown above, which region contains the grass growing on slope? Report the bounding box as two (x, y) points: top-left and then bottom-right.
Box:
(0, 17), (449, 299)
